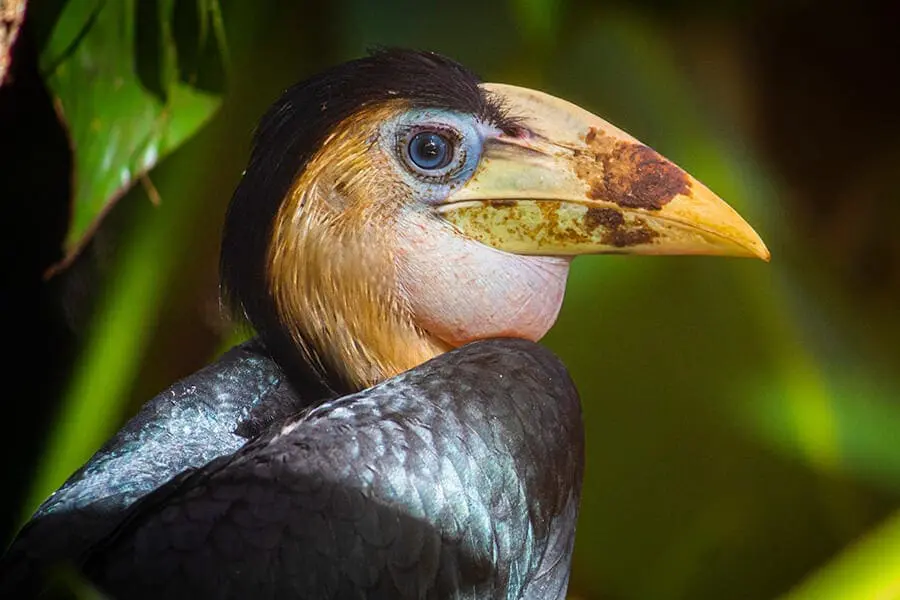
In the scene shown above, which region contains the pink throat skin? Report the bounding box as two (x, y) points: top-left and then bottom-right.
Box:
(394, 210), (571, 348)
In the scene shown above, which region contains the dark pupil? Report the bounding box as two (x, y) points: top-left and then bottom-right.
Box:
(408, 132), (451, 170)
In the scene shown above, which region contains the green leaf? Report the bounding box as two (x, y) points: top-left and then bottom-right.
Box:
(38, 0), (225, 265)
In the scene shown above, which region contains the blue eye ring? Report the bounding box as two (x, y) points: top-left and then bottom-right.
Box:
(407, 131), (453, 170)
(384, 112), (480, 191)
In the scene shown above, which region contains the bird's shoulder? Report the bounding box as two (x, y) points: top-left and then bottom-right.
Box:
(83, 338), (584, 599)
(0, 338), (315, 595)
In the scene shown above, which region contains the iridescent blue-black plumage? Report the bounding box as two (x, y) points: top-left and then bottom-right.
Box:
(2, 339), (583, 599)
(0, 341), (306, 594)
(83, 339), (582, 599)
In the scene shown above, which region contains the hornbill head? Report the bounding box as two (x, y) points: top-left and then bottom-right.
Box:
(222, 49), (769, 393)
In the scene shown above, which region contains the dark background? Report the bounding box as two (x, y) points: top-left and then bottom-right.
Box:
(2, 1), (900, 598)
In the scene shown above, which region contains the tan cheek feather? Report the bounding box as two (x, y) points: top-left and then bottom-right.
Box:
(266, 106), (446, 390)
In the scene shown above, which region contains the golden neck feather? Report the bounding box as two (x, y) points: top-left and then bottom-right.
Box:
(267, 106), (448, 391)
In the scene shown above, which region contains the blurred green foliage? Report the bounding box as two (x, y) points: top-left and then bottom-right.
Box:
(40, 0), (225, 262)
(15, 1), (900, 599)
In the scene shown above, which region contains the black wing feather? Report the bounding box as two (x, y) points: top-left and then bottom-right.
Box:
(0, 339), (314, 595)
(83, 339), (583, 599)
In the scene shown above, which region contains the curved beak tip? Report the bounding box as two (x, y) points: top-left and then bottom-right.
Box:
(746, 233), (772, 262)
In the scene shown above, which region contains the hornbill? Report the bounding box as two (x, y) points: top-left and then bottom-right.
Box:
(1, 49), (768, 598)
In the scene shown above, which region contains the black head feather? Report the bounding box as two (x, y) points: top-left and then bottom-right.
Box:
(220, 49), (513, 395)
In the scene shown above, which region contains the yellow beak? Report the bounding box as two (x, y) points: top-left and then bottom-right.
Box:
(439, 83), (770, 261)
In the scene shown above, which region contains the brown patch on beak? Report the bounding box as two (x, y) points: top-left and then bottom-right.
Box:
(488, 199), (518, 209)
(583, 206), (624, 229)
(583, 207), (659, 248)
(439, 199), (667, 255)
(574, 127), (691, 211)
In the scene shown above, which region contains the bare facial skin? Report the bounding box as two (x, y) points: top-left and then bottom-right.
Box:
(394, 209), (571, 348)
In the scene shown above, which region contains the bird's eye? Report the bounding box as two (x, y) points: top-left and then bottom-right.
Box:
(407, 131), (453, 170)
(385, 111), (479, 189)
